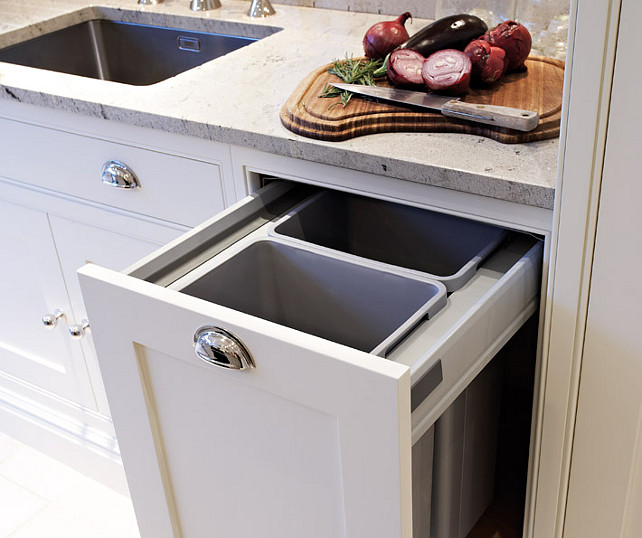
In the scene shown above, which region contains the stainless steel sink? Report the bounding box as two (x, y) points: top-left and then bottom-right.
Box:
(0, 19), (258, 85)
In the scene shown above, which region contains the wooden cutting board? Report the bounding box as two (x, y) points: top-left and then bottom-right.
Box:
(280, 56), (564, 144)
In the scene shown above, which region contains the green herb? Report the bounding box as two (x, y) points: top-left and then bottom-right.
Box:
(321, 56), (386, 109)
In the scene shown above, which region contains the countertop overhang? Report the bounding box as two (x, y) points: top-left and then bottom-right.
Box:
(0, 0), (559, 209)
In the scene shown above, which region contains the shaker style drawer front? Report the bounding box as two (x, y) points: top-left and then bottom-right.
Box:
(0, 118), (231, 227)
(78, 181), (542, 538)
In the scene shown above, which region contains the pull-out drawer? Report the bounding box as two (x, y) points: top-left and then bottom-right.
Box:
(0, 117), (233, 227)
(79, 181), (542, 538)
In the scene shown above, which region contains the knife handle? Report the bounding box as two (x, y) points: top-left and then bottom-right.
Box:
(441, 100), (540, 132)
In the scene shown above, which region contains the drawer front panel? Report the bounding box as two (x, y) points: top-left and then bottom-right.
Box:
(0, 118), (231, 226)
(79, 265), (413, 538)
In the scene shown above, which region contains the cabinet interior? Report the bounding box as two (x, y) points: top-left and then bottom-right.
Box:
(466, 314), (538, 537)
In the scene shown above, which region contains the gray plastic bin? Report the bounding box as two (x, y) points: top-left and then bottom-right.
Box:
(429, 357), (502, 538)
(179, 239), (446, 356)
(273, 191), (507, 291)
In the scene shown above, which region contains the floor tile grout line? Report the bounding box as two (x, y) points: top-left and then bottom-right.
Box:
(0, 471), (50, 504)
(0, 438), (23, 465)
(0, 447), (55, 504)
(0, 435), (140, 538)
(5, 500), (52, 538)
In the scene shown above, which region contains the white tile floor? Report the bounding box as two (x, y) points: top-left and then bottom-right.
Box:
(0, 431), (140, 538)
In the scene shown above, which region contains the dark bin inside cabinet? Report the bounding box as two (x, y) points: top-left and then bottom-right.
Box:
(176, 239), (446, 356)
(273, 190), (507, 291)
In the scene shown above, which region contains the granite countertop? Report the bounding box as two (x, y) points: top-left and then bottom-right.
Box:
(0, 0), (559, 209)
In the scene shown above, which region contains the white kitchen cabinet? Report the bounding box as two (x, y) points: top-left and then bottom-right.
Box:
(560, 1), (642, 535)
(0, 115), (237, 227)
(0, 177), (186, 417)
(0, 194), (96, 408)
(47, 209), (187, 415)
(0, 108), (238, 485)
(80, 180), (543, 538)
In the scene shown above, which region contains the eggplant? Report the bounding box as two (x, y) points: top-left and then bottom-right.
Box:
(399, 14), (488, 57)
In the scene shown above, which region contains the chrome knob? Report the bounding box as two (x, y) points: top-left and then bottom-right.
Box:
(190, 0), (221, 11)
(69, 319), (90, 340)
(193, 326), (255, 370)
(101, 161), (140, 189)
(248, 0), (275, 17)
(42, 309), (65, 329)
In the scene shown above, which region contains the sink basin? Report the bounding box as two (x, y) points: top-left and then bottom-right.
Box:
(0, 19), (258, 86)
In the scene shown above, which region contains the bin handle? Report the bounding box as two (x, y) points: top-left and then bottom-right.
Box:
(193, 326), (255, 370)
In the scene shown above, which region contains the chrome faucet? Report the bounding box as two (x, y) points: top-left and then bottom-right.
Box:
(248, 0), (275, 17)
(190, 0), (221, 10)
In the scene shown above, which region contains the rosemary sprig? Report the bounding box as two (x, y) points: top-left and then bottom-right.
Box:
(321, 55), (385, 109)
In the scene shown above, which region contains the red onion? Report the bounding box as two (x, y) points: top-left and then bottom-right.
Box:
(482, 21), (531, 71)
(387, 49), (425, 86)
(363, 12), (412, 59)
(464, 39), (508, 83)
(422, 49), (472, 95)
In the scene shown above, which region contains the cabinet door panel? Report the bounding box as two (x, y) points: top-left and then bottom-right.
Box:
(0, 198), (95, 407)
(49, 213), (185, 415)
(564, 1), (642, 534)
(79, 266), (412, 538)
(143, 346), (347, 538)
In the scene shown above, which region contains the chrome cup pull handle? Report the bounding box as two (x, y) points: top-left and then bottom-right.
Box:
(193, 326), (255, 370)
(101, 161), (140, 189)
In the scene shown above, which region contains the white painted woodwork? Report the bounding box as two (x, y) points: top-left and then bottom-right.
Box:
(0, 176), (187, 487)
(48, 211), (186, 414)
(0, 116), (233, 227)
(526, 0), (623, 536)
(0, 106), (233, 484)
(230, 146), (553, 235)
(0, 195), (96, 407)
(563, 0), (642, 535)
(79, 265), (412, 538)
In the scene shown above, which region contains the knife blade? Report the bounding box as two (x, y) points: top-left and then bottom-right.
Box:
(330, 83), (540, 132)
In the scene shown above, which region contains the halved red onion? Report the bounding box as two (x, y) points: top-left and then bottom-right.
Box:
(421, 49), (472, 95)
(387, 49), (425, 86)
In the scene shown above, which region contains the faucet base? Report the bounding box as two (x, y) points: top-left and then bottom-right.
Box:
(248, 0), (276, 18)
(190, 0), (221, 11)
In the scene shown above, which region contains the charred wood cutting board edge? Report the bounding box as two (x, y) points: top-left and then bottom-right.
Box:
(280, 56), (564, 144)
